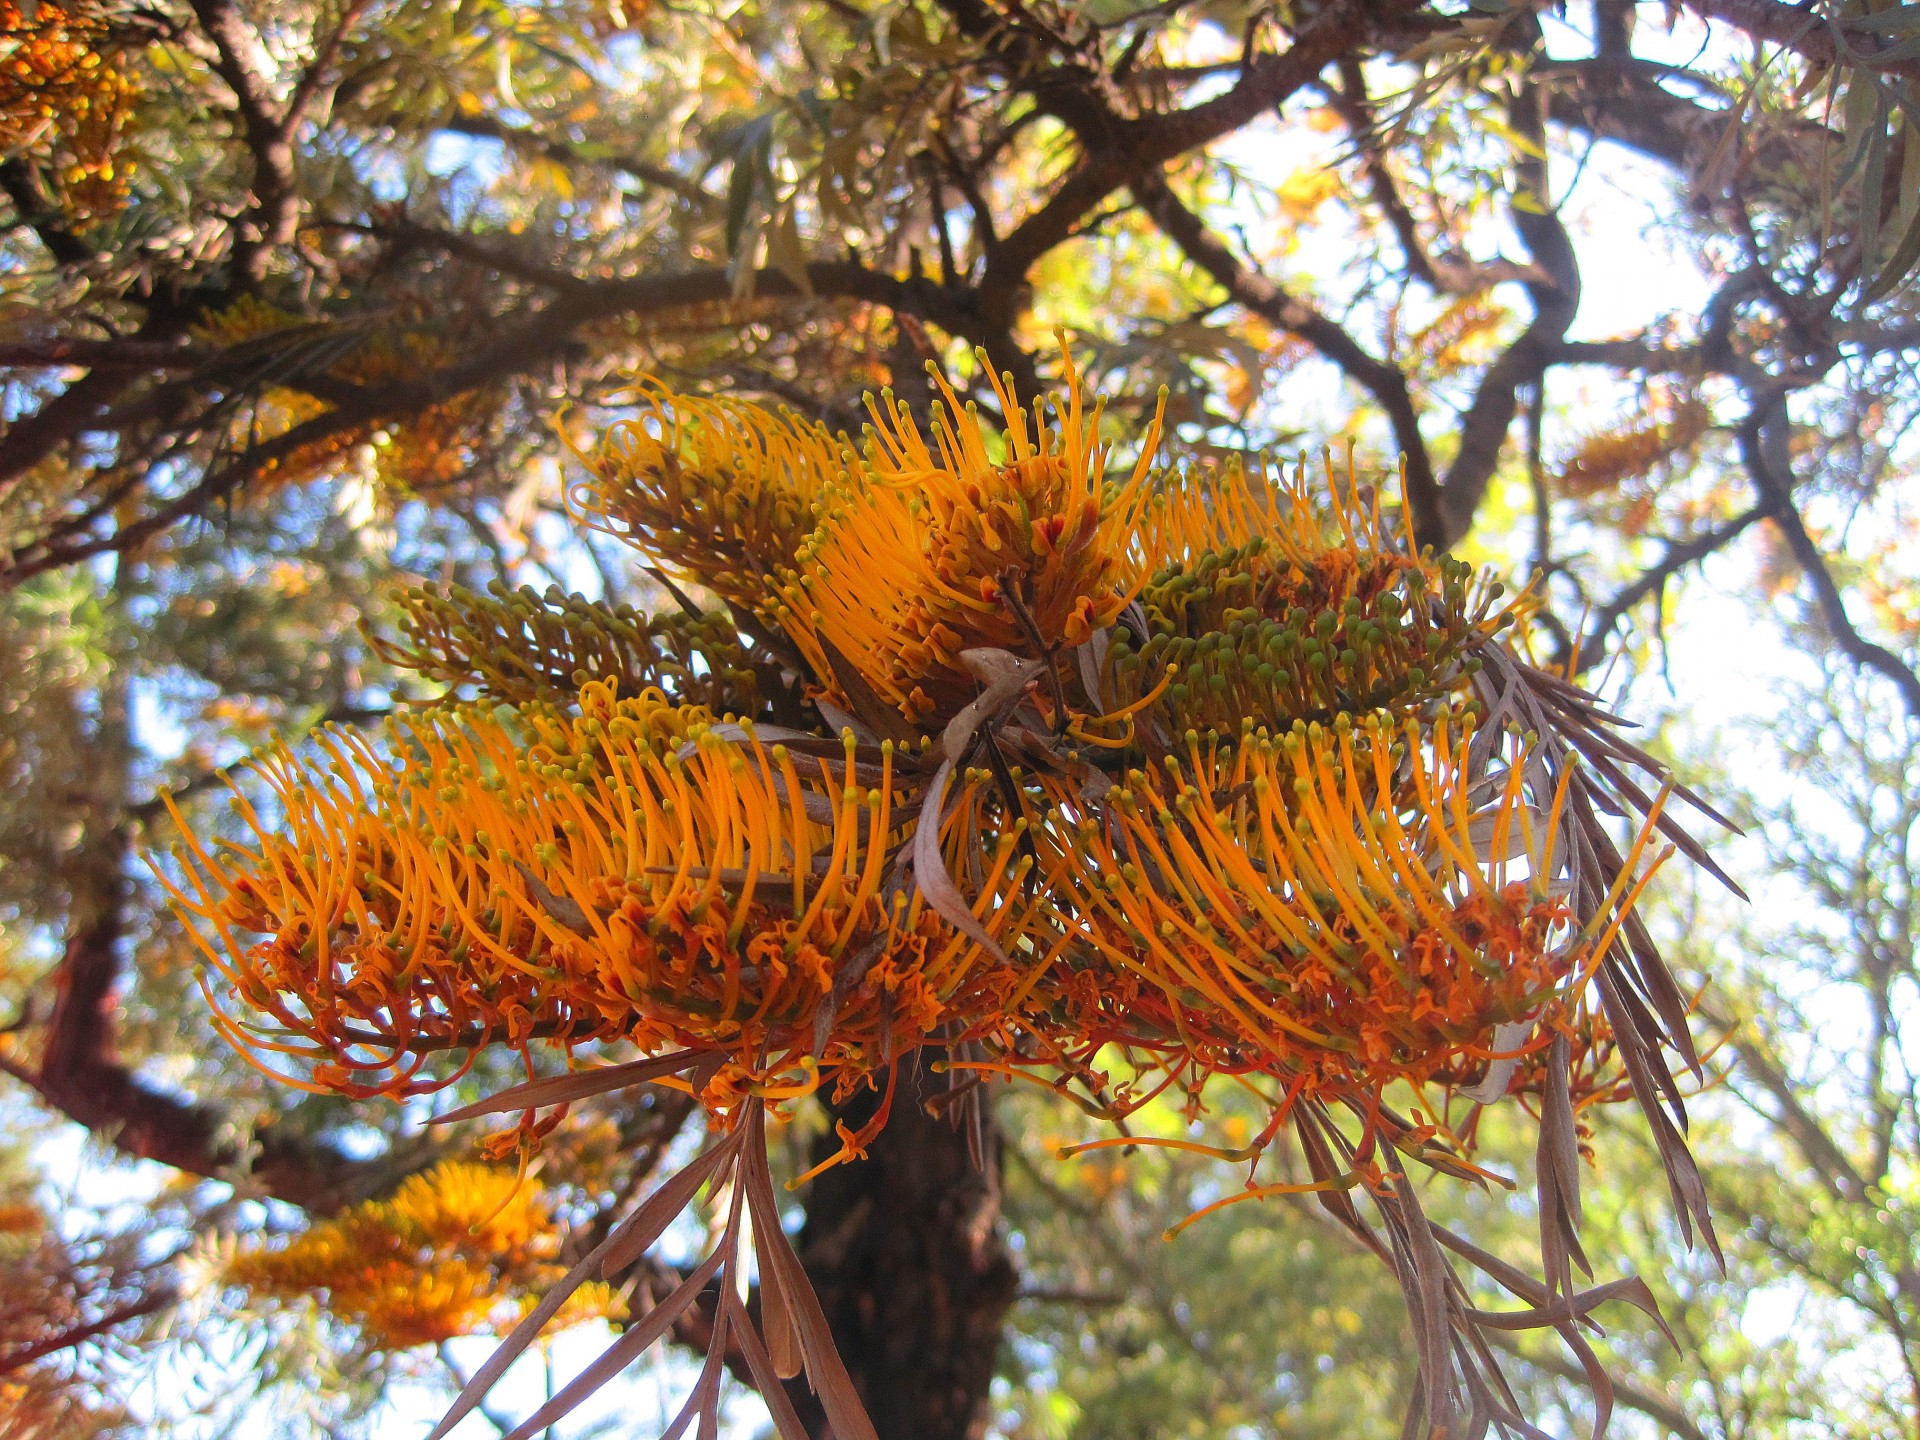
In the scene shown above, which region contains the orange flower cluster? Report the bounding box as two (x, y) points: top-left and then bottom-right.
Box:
(222, 1162), (621, 1349)
(781, 355), (1164, 721)
(0, 0), (139, 221)
(572, 380), (843, 614)
(167, 346), (1716, 1437)
(162, 683), (1042, 1117)
(1559, 393), (1711, 497)
(1019, 717), (1599, 1102)
(168, 348), (1671, 1142)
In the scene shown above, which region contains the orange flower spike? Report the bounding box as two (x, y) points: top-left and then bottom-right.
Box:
(1154, 782), (1271, 967)
(574, 382), (845, 615)
(1326, 724), (1428, 930)
(1093, 844), (1277, 1044)
(1285, 731), (1406, 960)
(1355, 738), (1477, 961)
(1479, 747), (1535, 892)
(832, 746), (895, 961)
(797, 342), (1166, 722)
(1265, 731), (1394, 962)
(1398, 714), (1489, 902)
(791, 740), (862, 952)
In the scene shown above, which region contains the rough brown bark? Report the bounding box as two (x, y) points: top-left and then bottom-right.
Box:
(788, 1056), (1017, 1440)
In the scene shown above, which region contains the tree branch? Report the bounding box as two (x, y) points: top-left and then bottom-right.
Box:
(0, 339), (203, 370)
(1738, 401), (1920, 721)
(977, 0), (1426, 320)
(0, 1288), (176, 1378)
(1436, 76), (1582, 548)
(1679, 0), (1920, 83)
(1136, 173), (1441, 545)
(1325, 60), (1546, 296)
(190, 0), (298, 281)
(1575, 507), (1765, 671)
(0, 259), (983, 586)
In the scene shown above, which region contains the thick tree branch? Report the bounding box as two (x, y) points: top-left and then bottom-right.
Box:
(282, 0), (371, 138)
(978, 0), (1425, 316)
(1680, 0), (1920, 82)
(190, 0), (298, 281)
(0, 339), (203, 370)
(0, 259), (985, 586)
(0, 369), (141, 498)
(1437, 77), (1582, 548)
(1551, 338), (1714, 374)
(356, 217), (592, 293)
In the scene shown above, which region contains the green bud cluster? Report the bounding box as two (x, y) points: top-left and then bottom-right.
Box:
(371, 581), (761, 714)
(1110, 541), (1507, 750)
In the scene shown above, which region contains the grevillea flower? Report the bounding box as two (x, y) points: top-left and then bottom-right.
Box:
(1013, 711), (1662, 1106)
(780, 348), (1165, 724)
(162, 682), (1038, 1113)
(368, 579), (762, 715)
(1114, 459), (1526, 747)
(223, 1162), (622, 1349)
(570, 381), (844, 616)
(163, 349), (1728, 1440)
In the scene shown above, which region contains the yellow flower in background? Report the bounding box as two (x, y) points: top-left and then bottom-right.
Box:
(0, 0), (140, 222)
(223, 1162), (622, 1350)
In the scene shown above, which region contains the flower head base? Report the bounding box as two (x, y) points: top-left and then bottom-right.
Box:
(571, 381), (843, 617)
(783, 347), (1165, 724)
(223, 1162), (621, 1349)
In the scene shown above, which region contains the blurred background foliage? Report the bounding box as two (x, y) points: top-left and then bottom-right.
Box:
(2, 0), (1918, 1436)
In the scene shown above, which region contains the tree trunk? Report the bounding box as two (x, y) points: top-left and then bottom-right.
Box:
(789, 1055), (1017, 1440)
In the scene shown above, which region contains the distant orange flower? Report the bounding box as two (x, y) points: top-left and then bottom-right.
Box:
(224, 1162), (622, 1349)
(0, 1), (140, 221)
